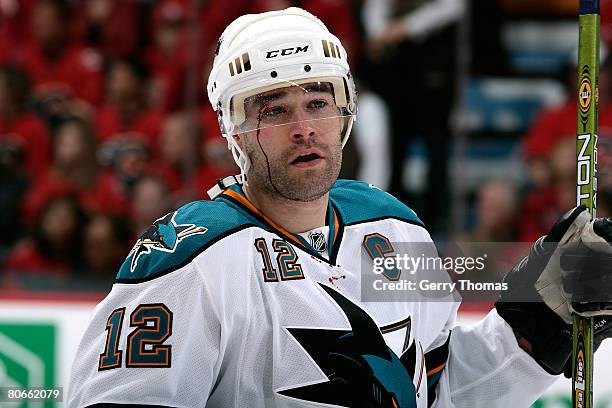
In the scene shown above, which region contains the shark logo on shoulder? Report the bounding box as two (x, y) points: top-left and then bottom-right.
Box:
(128, 211), (208, 272)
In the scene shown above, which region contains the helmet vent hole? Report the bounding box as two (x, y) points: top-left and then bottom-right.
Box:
(304, 65), (311, 72)
(271, 71), (278, 78)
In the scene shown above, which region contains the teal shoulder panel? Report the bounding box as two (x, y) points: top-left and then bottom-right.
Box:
(330, 180), (423, 227)
(116, 199), (256, 282)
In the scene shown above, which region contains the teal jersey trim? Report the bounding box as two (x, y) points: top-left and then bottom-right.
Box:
(326, 203), (336, 259)
(116, 199), (259, 282)
(330, 180), (423, 227)
(116, 180), (423, 282)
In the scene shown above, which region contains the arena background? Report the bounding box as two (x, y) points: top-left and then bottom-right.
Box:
(1, 0), (612, 406)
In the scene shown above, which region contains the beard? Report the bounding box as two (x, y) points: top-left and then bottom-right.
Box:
(246, 137), (342, 202)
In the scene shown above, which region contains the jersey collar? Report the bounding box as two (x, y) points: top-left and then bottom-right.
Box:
(219, 184), (344, 264)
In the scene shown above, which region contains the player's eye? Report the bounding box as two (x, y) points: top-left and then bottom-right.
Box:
(260, 105), (287, 118)
(308, 99), (329, 110)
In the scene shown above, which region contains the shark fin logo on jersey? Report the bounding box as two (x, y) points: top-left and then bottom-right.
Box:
(278, 283), (420, 408)
(308, 231), (327, 254)
(128, 212), (207, 272)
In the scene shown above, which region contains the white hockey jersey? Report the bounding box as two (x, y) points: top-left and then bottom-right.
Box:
(67, 180), (558, 408)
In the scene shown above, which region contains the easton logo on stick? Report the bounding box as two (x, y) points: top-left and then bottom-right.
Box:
(576, 133), (598, 213)
(579, 66), (595, 129)
(579, 77), (592, 113)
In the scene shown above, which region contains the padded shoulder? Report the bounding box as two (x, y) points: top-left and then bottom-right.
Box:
(116, 199), (255, 282)
(330, 180), (423, 227)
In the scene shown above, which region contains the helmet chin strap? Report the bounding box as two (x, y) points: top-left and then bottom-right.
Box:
(226, 132), (250, 185)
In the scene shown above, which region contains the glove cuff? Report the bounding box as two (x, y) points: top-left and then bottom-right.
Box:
(496, 301), (572, 375)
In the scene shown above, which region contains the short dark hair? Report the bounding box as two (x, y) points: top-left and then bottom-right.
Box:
(38, 0), (72, 22)
(0, 66), (31, 109)
(91, 214), (133, 246)
(107, 56), (151, 82)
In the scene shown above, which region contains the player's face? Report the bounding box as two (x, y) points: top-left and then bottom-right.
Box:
(239, 82), (343, 202)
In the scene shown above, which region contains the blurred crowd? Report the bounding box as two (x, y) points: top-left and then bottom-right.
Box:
(0, 0), (255, 284)
(1, 0), (611, 289)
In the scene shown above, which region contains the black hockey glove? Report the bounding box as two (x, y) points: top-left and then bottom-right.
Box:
(495, 206), (612, 377)
(560, 217), (612, 316)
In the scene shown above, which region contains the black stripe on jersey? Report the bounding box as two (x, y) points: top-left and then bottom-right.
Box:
(114, 224), (257, 284)
(380, 315), (412, 334)
(344, 215), (425, 229)
(426, 332), (451, 407)
(85, 404), (176, 408)
(329, 203), (345, 265)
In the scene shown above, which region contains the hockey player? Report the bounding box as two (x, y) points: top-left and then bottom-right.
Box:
(68, 8), (612, 408)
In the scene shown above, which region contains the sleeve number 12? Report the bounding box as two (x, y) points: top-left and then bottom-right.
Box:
(99, 303), (173, 370)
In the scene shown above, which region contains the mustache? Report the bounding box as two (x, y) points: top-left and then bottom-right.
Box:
(282, 141), (332, 159)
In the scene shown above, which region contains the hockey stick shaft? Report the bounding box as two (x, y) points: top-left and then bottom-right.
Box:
(574, 1), (599, 407)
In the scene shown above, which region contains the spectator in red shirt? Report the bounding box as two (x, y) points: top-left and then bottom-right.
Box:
(0, 133), (30, 253)
(23, 116), (129, 223)
(19, 0), (104, 107)
(519, 137), (577, 242)
(522, 100), (612, 187)
(146, 0), (189, 111)
(5, 194), (86, 276)
(131, 174), (172, 236)
(82, 214), (132, 279)
(0, 0), (36, 64)
(194, 0), (254, 55)
(0, 67), (51, 178)
(96, 57), (164, 155)
(468, 179), (520, 242)
(156, 112), (198, 191)
(73, 0), (143, 58)
(155, 111), (229, 203)
(104, 137), (151, 198)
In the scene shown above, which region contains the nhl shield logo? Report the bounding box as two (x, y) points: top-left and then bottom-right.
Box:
(308, 231), (327, 254)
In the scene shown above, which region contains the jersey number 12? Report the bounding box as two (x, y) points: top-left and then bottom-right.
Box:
(98, 303), (173, 370)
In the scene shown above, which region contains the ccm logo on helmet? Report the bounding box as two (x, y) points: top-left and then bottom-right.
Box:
(266, 45), (309, 59)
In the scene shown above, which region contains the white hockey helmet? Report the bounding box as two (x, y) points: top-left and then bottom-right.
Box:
(206, 7), (357, 181)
